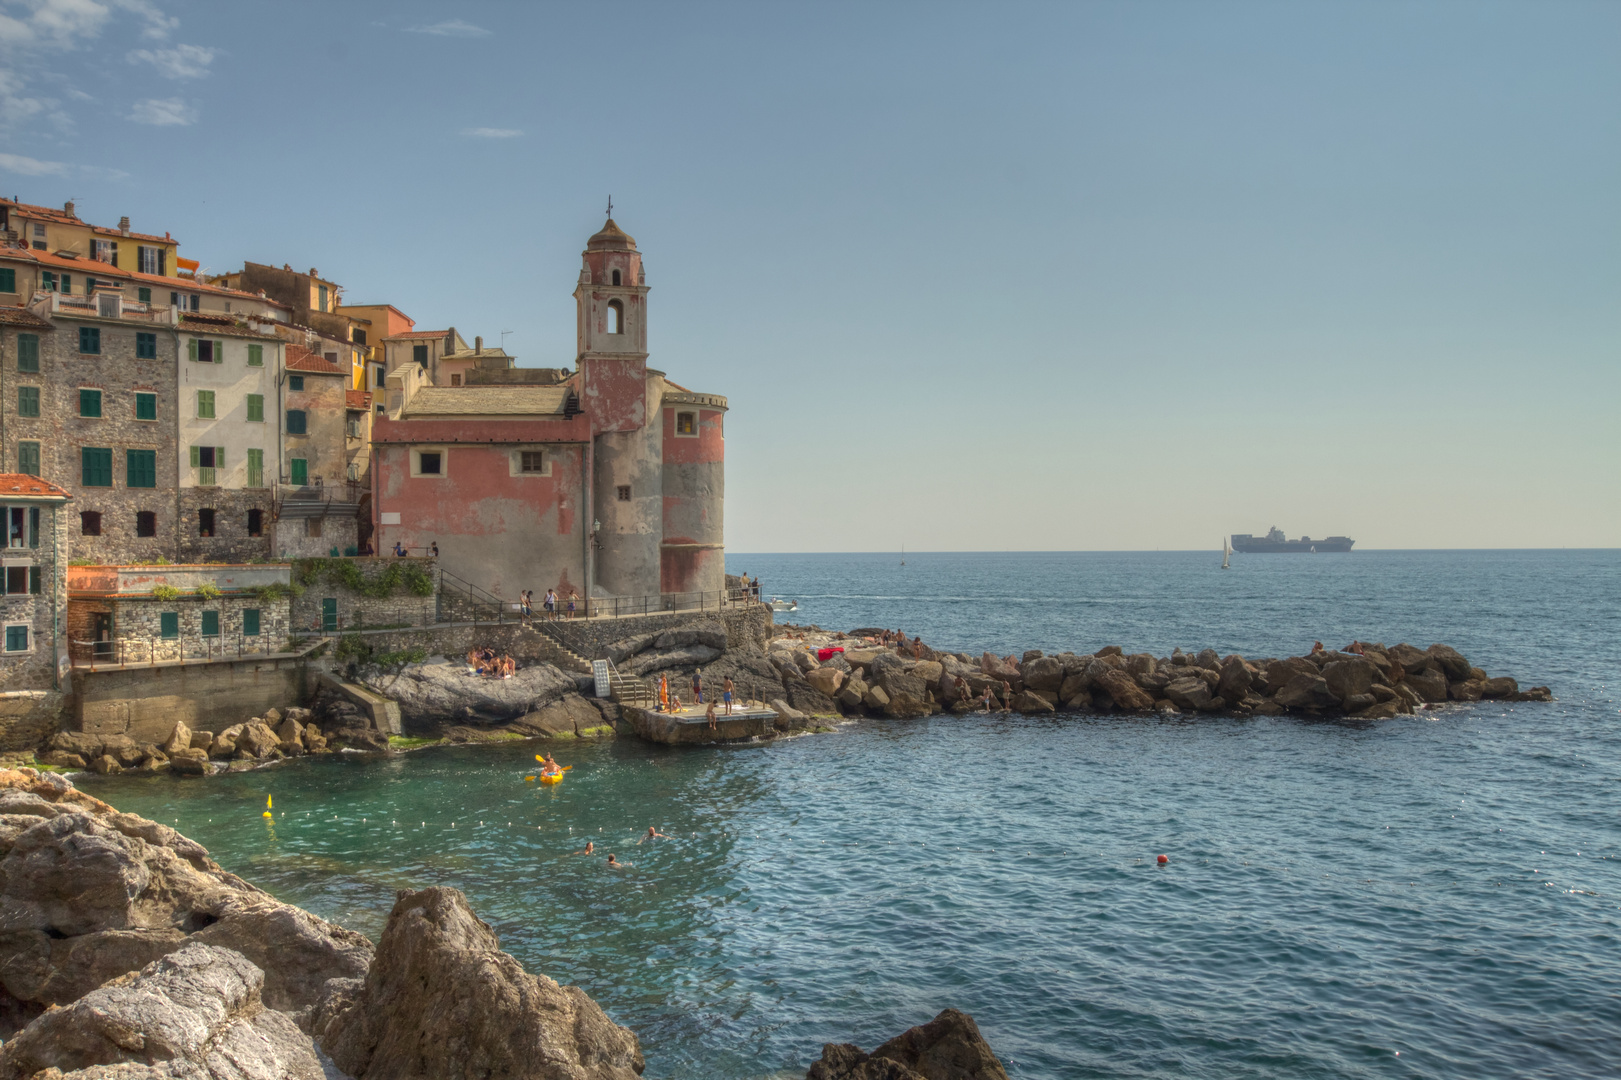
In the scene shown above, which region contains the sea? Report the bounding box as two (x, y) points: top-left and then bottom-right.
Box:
(80, 549), (1621, 1079)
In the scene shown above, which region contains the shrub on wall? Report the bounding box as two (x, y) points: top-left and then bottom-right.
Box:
(151, 585), (181, 601)
(296, 559), (433, 599)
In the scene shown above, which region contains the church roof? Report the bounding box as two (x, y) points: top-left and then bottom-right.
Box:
(585, 218), (637, 252)
(402, 386), (570, 417)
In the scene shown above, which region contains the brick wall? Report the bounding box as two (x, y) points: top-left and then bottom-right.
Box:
(179, 488), (274, 563)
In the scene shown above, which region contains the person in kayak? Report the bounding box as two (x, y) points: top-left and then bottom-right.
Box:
(540, 753), (562, 777)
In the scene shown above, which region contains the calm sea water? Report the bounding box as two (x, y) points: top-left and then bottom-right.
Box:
(82, 550), (1621, 1080)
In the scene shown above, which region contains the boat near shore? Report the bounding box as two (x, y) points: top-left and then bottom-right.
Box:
(1231, 527), (1354, 553)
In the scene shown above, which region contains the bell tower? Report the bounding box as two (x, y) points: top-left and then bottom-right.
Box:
(575, 215), (648, 366)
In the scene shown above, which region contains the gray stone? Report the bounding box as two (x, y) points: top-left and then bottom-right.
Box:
(511, 694), (606, 738)
(1321, 657), (1379, 702)
(1483, 676), (1518, 699)
(1274, 674), (1339, 711)
(1216, 655), (1252, 704)
(1426, 644), (1473, 682)
(627, 644), (723, 677)
(1403, 669), (1450, 703)
(806, 1007), (1009, 1080)
(161, 722), (193, 757)
(1021, 657), (1065, 693)
(1163, 677), (1215, 712)
(364, 661), (576, 724)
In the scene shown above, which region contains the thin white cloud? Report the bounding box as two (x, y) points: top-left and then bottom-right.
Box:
(129, 96), (194, 125)
(127, 42), (213, 78)
(0, 0), (114, 49)
(405, 19), (489, 37)
(463, 127), (521, 138)
(0, 151), (69, 177)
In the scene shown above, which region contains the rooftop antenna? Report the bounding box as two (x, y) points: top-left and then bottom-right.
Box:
(605, 195), (613, 218)
(500, 330), (513, 351)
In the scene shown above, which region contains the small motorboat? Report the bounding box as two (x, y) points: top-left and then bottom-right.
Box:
(769, 597), (798, 612)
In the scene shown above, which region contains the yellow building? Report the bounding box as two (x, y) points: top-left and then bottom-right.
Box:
(338, 303), (417, 391)
(1, 198), (180, 278)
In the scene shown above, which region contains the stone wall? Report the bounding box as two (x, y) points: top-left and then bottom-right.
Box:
(0, 689), (66, 750)
(328, 622), (549, 666)
(539, 604), (772, 659)
(178, 487), (273, 563)
(73, 650), (316, 740)
(289, 557), (437, 632)
(273, 512), (361, 561)
(0, 501), (70, 693)
(68, 593), (291, 664)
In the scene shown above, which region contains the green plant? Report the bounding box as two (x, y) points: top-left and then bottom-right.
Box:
(153, 556), (171, 565)
(67, 559), (97, 567)
(151, 584), (181, 601)
(293, 558), (433, 600)
(251, 582), (292, 603)
(194, 582), (221, 601)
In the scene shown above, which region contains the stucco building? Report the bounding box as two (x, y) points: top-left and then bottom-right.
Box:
(371, 218), (726, 603)
(0, 474), (70, 691)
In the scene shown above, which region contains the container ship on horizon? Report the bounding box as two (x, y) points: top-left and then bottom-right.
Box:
(1230, 527), (1355, 553)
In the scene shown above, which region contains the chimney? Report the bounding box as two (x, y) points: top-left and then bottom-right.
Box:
(474, 335), (482, 353)
(309, 268), (318, 278)
(118, 216), (129, 235)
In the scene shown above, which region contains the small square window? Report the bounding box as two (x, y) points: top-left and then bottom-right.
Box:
(79, 389), (102, 417)
(520, 451), (546, 473)
(675, 411), (697, 436)
(135, 332), (157, 359)
(417, 451), (442, 475)
(135, 392), (157, 421)
(5, 567), (27, 594)
(80, 510), (102, 535)
(136, 510), (156, 537)
(617, 484), (631, 502)
(78, 327), (100, 354)
(137, 287), (151, 303)
(289, 375), (305, 391)
(286, 409), (307, 434)
(4, 625), (28, 652)
(159, 612), (178, 639)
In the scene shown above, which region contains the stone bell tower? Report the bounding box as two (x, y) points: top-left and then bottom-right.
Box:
(575, 213), (662, 598)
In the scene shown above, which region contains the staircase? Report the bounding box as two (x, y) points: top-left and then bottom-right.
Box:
(524, 623), (593, 674)
(526, 623), (654, 705)
(437, 568), (509, 623)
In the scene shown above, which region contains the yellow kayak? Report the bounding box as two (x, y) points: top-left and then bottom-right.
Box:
(540, 772), (564, 785)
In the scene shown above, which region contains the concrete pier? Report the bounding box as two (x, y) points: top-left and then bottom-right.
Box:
(624, 702), (777, 744)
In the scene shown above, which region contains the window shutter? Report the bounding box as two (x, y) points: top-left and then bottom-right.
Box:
(188, 339), (197, 362)
(190, 445), (200, 468)
(215, 447), (225, 469)
(215, 340), (224, 364)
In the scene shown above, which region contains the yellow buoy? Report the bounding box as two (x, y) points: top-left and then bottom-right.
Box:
(262, 795), (273, 818)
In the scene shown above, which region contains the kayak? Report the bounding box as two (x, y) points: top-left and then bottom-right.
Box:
(540, 772), (564, 785)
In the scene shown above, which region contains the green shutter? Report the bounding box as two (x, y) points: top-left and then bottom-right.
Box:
(201, 610), (219, 637)
(28, 567), (40, 594)
(79, 389), (101, 417)
(290, 458), (307, 485)
(138, 287), (151, 303)
(17, 386), (38, 417)
(135, 392), (156, 420)
(246, 448), (263, 487)
(215, 446), (224, 470)
(17, 442), (39, 477)
(215, 340), (225, 364)
(190, 445), (200, 468)
(246, 394), (263, 422)
(127, 449), (156, 488)
(188, 339), (197, 362)
(242, 609), (260, 636)
(196, 390), (214, 419)
(81, 447), (111, 486)
(17, 334), (38, 373)
(0, 268), (14, 292)
(248, 344), (262, 367)
(160, 612), (178, 639)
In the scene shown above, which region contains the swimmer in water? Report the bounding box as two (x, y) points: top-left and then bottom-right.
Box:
(641, 826), (669, 843)
(607, 854), (629, 869)
(572, 841), (594, 855)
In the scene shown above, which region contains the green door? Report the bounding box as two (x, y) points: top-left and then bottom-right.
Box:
(290, 458), (308, 486)
(321, 598), (338, 632)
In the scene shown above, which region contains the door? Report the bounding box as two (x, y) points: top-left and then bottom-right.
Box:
(290, 458), (308, 486)
(321, 598), (338, 632)
(91, 612), (113, 658)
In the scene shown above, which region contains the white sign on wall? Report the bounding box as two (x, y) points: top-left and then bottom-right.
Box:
(380, 512), (401, 525)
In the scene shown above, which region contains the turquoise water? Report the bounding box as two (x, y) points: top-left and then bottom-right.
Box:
(82, 550), (1621, 1079)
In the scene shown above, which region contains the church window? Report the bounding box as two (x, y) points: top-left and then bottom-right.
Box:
(611, 269), (621, 286)
(606, 301), (623, 335)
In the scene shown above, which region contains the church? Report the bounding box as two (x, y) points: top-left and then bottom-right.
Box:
(369, 217), (727, 605)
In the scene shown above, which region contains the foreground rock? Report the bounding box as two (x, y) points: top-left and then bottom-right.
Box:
(806, 1008), (1009, 1080)
(0, 942), (325, 1080)
(319, 886), (644, 1080)
(0, 770), (372, 1032)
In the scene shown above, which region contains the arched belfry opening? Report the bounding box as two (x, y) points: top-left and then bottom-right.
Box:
(606, 300), (623, 334)
(612, 269), (621, 286)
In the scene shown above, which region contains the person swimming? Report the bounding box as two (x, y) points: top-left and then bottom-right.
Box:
(572, 840), (595, 855)
(641, 825), (669, 843)
(607, 854), (630, 869)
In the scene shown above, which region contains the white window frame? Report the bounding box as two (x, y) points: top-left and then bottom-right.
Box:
(411, 446), (448, 479)
(673, 410), (699, 438)
(510, 447), (552, 477)
(3, 622), (31, 654)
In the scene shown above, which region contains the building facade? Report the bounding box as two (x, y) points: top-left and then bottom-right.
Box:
(0, 474), (70, 691)
(371, 218), (726, 603)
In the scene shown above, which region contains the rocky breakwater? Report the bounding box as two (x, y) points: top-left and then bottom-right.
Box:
(0, 767), (643, 1079)
(769, 629), (1550, 721)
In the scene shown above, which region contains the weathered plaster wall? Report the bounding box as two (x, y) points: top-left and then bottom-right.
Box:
(660, 402), (725, 594)
(592, 389), (661, 598)
(283, 370), (346, 487)
(0, 501), (68, 692)
(74, 653), (312, 739)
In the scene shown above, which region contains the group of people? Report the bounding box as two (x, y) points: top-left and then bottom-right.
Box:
(653, 668), (737, 728)
(567, 825), (672, 871)
(390, 541), (440, 558)
(734, 572), (761, 601)
(467, 646), (516, 678)
(860, 629), (931, 658)
(520, 588), (579, 622)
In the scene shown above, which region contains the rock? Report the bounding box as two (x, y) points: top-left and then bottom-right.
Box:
(1393, 682), (1423, 707)
(1162, 677), (1214, 712)
(1057, 673), (1089, 703)
(48, 733), (104, 760)
(1061, 689), (1092, 711)
(1012, 691), (1054, 714)
(1518, 686), (1554, 702)
(862, 684), (891, 711)
(161, 721), (192, 757)
(838, 677), (869, 710)
(366, 661), (577, 725)
(1449, 680), (1486, 702)
(1262, 657), (1318, 694)
(320, 886), (643, 1080)
(276, 716), (305, 753)
(511, 694), (607, 738)
(1483, 676), (1519, 699)
(1386, 643), (1431, 672)
(770, 699), (808, 730)
(806, 667), (845, 697)
(211, 724), (245, 758)
(1426, 644), (1472, 682)
(1273, 673), (1339, 711)
(1216, 655), (1252, 704)
(841, 649), (881, 671)
(1403, 669), (1450, 703)
(1021, 657), (1065, 693)
(1253, 699), (1285, 716)
(627, 644), (723, 677)
(1094, 670), (1154, 711)
(169, 755), (212, 776)
(908, 660), (944, 685)
(1193, 648), (1220, 670)
(330, 728), (391, 752)
(1343, 693), (1377, 712)
(1122, 653), (1156, 678)
(1353, 700), (1400, 720)
(35, 750), (86, 770)
(101, 735), (144, 768)
(89, 754), (121, 775)
(653, 620), (728, 652)
(190, 729), (214, 754)
(806, 1007), (1008, 1080)
(1369, 683), (1397, 703)
(1321, 657), (1379, 703)
(1094, 645), (1123, 658)
(0, 942), (326, 1080)
(235, 723), (281, 759)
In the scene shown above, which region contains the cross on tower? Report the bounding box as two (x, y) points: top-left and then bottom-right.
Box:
(606, 196), (613, 218)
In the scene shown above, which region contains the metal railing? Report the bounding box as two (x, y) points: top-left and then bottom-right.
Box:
(591, 588), (756, 619)
(69, 633), (288, 669)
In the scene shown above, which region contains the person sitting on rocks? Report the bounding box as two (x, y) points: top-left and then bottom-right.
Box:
(1348, 640), (1365, 655)
(954, 675), (970, 701)
(1311, 640), (1325, 655)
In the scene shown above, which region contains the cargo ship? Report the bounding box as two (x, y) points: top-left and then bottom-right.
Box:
(1230, 527), (1354, 553)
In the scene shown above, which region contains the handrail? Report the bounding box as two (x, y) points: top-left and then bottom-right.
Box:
(68, 633), (283, 669)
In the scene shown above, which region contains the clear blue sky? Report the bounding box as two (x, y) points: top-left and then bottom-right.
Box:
(5, 1), (1617, 551)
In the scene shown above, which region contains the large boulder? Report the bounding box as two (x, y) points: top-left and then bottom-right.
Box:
(1216, 656), (1252, 703)
(1021, 657), (1065, 694)
(48, 732), (104, 761)
(1321, 657), (1379, 703)
(0, 942), (325, 1080)
(1274, 673), (1340, 711)
(1426, 644), (1472, 682)
(806, 1007), (1008, 1080)
(1403, 668), (1450, 703)
(652, 620), (727, 652)
(1262, 658), (1318, 695)
(1012, 691), (1054, 715)
(161, 721), (192, 757)
(512, 693), (611, 738)
(235, 722), (281, 759)
(806, 667), (845, 698)
(1162, 677), (1215, 712)
(1094, 670), (1154, 711)
(319, 886), (644, 1080)
(1483, 676), (1519, 699)
(627, 644), (723, 677)
(365, 661), (577, 726)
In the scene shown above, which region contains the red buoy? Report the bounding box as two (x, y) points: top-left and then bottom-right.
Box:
(1156, 854), (1169, 865)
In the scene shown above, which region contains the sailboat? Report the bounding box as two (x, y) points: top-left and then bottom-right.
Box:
(900, 543), (906, 567)
(1221, 536), (1231, 570)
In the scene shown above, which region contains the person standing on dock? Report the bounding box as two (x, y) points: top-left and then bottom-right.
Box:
(691, 667), (704, 704)
(659, 674), (671, 712)
(723, 676), (735, 715)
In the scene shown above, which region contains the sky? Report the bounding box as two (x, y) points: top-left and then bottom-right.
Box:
(3, 0), (1616, 552)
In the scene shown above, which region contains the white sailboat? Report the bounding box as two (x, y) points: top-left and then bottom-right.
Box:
(1221, 536), (1231, 570)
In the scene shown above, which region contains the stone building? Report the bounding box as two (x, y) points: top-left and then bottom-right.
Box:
(65, 564), (291, 664)
(177, 314), (284, 563)
(0, 474), (71, 691)
(274, 345), (358, 558)
(371, 217), (727, 603)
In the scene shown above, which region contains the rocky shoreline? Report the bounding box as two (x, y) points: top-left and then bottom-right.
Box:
(0, 767), (1010, 1080)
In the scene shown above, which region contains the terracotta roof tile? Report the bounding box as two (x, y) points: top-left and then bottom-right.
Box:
(345, 390), (373, 409)
(0, 474), (71, 499)
(177, 315), (281, 340)
(384, 329), (450, 340)
(0, 247), (291, 307)
(5, 199), (172, 244)
(285, 343), (346, 374)
(0, 308), (54, 330)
